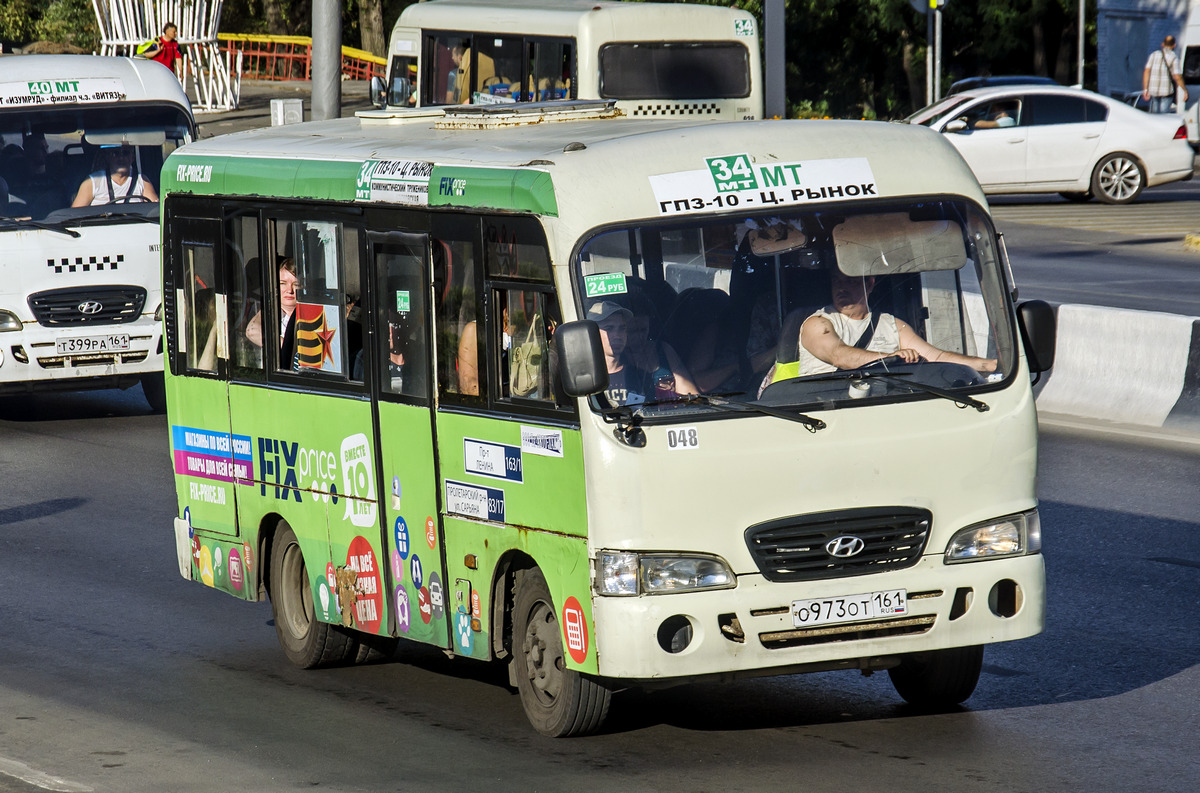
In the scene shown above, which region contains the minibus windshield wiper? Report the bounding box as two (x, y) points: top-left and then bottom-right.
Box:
(92, 211), (158, 224)
(0, 217), (81, 238)
(797, 368), (990, 413)
(681, 393), (827, 431)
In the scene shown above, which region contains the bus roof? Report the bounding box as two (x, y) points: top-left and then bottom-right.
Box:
(163, 111), (987, 230)
(0, 54), (192, 112)
(394, 0), (755, 37)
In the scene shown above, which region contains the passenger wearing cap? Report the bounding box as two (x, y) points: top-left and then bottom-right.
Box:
(589, 300), (649, 407)
(71, 144), (158, 207)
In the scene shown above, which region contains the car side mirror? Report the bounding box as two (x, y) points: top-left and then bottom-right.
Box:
(370, 75), (386, 109)
(944, 119), (968, 133)
(1016, 300), (1056, 374)
(555, 320), (608, 397)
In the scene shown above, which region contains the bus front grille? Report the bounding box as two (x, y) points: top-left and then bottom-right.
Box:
(745, 507), (931, 582)
(28, 286), (147, 326)
(37, 350), (150, 368)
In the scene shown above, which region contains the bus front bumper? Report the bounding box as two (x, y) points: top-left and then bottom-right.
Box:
(0, 318), (162, 391)
(589, 552), (1044, 682)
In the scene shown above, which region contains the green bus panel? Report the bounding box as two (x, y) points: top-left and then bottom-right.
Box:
(440, 516), (597, 675)
(433, 412), (587, 536)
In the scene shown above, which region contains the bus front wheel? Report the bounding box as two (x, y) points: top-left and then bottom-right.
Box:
(269, 523), (357, 669)
(888, 644), (984, 708)
(512, 567), (611, 737)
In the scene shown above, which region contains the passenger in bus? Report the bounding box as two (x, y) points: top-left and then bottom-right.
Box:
(792, 270), (997, 378)
(386, 294), (426, 397)
(71, 144), (159, 206)
(244, 258), (299, 369)
(589, 300), (649, 407)
(625, 291), (698, 399)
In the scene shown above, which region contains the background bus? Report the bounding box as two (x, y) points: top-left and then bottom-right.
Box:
(0, 55), (195, 410)
(376, 0), (762, 120)
(162, 102), (1053, 737)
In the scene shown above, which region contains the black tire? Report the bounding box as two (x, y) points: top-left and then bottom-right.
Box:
(1058, 191), (1092, 202)
(1090, 153), (1145, 204)
(269, 523), (357, 669)
(141, 373), (167, 413)
(889, 645), (984, 709)
(512, 568), (611, 737)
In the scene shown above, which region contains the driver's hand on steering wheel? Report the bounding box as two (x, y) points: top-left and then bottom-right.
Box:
(886, 348), (922, 364)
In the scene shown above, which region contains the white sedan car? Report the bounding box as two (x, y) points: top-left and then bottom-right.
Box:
(906, 85), (1196, 203)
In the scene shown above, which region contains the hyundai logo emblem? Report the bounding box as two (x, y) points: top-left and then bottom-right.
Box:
(825, 535), (866, 558)
(77, 301), (104, 315)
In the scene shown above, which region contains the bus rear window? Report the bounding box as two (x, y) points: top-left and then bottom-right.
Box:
(598, 42), (750, 100)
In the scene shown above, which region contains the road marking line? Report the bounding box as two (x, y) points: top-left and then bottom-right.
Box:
(0, 757), (92, 793)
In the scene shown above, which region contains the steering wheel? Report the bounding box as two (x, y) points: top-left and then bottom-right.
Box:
(114, 194), (153, 204)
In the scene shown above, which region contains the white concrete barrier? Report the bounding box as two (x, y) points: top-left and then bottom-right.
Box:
(1036, 304), (1198, 427)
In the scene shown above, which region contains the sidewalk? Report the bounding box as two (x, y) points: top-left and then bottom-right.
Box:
(194, 79), (375, 138)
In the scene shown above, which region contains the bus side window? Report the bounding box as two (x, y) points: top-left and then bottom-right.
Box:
(288, 219), (355, 379)
(433, 238), (482, 398)
(497, 288), (558, 403)
(228, 213), (264, 375)
(528, 39), (572, 101)
(182, 242), (218, 373)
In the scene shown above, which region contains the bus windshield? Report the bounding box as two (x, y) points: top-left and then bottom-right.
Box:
(575, 199), (1015, 418)
(0, 103), (192, 222)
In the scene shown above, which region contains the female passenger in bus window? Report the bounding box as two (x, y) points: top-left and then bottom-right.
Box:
(244, 258), (299, 368)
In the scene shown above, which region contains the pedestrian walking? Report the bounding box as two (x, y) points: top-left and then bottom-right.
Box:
(149, 22), (184, 78)
(1142, 35), (1188, 114)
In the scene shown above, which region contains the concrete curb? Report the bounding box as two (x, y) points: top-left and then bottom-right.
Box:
(1034, 302), (1200, 435)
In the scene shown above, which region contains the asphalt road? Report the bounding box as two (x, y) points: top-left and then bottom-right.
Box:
(0, 389), (1196, 793)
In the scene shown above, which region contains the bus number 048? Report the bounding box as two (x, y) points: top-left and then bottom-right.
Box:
(666, 427), (699, 450)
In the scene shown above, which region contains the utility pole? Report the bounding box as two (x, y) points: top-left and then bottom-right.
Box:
(764, 0), (786, 118)
(311, 0), (341, 121)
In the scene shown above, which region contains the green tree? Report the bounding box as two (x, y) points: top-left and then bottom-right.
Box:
(35, 0), (100, 51)
(0, 0), (41, 46)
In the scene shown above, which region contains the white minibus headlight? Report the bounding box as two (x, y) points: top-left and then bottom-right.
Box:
(0, 310), (22, 332)
(945, 510), (1039, 563)
(596, 551), (735, 596)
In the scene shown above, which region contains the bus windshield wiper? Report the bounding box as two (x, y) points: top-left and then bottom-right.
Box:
(681, 392), (826, 431)
(797, 368), (990, 413)
(0, 217), (81, 238)
(92, 210), (158, 224)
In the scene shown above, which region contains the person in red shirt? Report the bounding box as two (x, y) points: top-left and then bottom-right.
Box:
(150, 23), (183, 74)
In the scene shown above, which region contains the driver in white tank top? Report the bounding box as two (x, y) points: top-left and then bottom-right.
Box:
(797, 271), (997, 376)
(71, 144), (160, 207)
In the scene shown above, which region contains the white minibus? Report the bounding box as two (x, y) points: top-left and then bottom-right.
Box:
(0, 55), (195, 409)
(375, 0), (762, 120)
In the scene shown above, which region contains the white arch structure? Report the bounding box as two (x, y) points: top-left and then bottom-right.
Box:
(92, 0), (241, 111)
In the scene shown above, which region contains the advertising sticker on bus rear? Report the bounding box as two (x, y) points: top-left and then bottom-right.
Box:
(355, 159), (433, 205)
(1, 78), (126, 106)
(649, 155), (878, 216)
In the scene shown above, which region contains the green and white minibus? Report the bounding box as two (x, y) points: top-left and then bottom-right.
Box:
(375, 0), (762, 120)
(163, 101), (1055, 736)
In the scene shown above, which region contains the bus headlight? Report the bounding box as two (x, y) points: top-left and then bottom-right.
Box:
(596, 551), (735, 596)
(945, 510), (1040, 563)
(0, 310), (22, 332)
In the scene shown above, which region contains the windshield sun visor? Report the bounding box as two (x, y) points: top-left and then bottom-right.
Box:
(833, 214), (966, 276)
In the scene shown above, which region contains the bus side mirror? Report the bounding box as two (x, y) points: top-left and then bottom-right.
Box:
(370, 75), (386, 109)
(555, 320), (608, 397)
(1016, 300), (1056, 373)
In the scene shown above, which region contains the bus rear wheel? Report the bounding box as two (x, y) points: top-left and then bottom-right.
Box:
(888, 645), (984, 708)
(269, 523), (357, 669)
(512, 567), (611, 737)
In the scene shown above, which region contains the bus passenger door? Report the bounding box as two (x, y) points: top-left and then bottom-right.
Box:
(369, 231), (451, 648)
